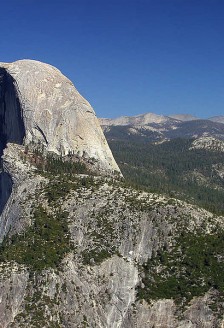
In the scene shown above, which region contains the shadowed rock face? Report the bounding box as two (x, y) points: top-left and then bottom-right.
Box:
(0, 68), (25, 155)
(0, 68), (25, 214)
(0, 172), (12, 215)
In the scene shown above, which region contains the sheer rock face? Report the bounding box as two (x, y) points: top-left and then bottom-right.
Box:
(0, 59), (120, 173)
(0, 67), (25, 156)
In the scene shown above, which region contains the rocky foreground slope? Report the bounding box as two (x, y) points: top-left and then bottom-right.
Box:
(0, 144), (224, 327)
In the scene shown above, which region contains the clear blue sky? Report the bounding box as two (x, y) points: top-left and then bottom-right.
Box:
(1, 0), (224, 118)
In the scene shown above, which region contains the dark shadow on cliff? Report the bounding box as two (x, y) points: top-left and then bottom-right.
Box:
(0, 68), (25, 214)
(0, 172), (13, 214)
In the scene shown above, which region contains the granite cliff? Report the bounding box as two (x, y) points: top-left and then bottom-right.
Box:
(0, 60), (224, 327)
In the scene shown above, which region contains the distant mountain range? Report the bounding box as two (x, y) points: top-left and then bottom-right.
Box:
(99, 112), (224, 142)
(209, 116), (224, 124)
(100, 112), (224, 126)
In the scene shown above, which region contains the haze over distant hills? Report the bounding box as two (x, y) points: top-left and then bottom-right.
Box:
(100, 112), (224, 126)
(168, 114), (199, 121)
(209, 116), (224, 124)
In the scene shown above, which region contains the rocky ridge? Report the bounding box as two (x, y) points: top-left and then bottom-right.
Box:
(190, 136), (224, 152)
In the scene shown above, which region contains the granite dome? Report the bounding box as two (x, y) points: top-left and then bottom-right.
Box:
(0, 59), (120, 173)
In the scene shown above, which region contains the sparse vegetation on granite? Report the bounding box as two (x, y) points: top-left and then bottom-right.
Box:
(44, 175), (96, 204)
(21, 146), (91, 176)
(0, 206), (70, 271)
(137, 231), (224, 308)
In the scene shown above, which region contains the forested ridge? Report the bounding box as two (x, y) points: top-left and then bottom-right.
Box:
(108, 138), (224, 215)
